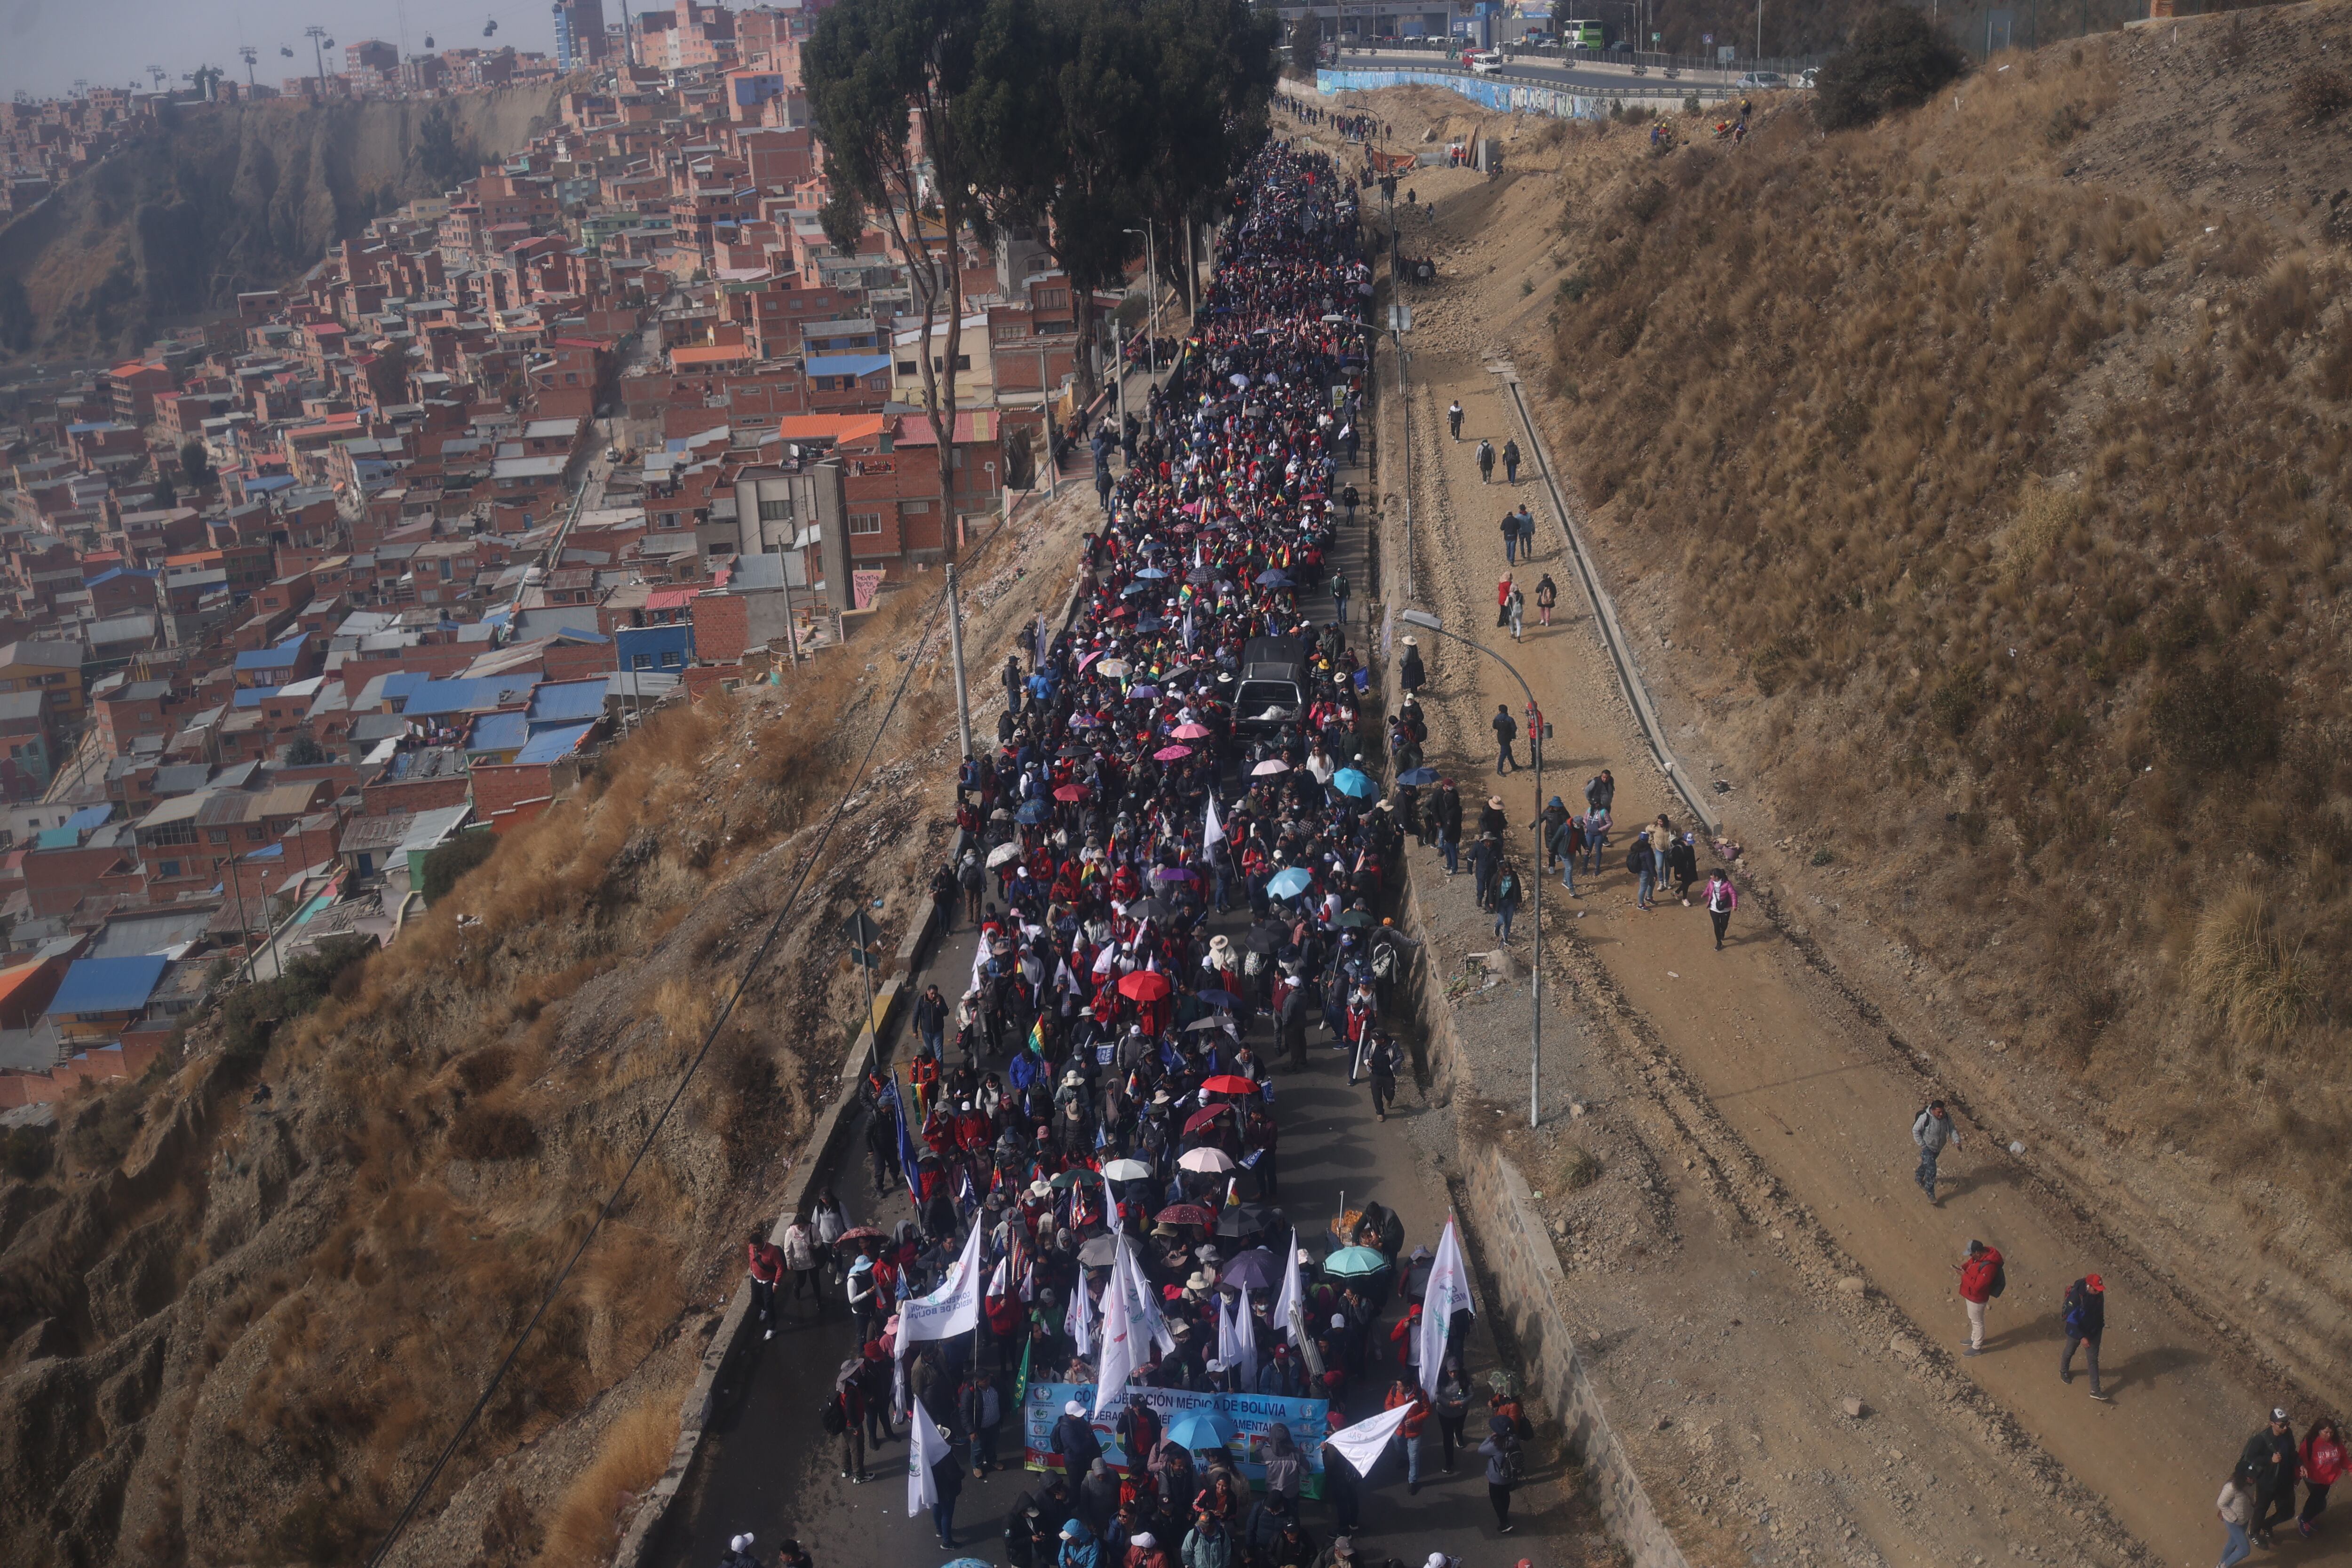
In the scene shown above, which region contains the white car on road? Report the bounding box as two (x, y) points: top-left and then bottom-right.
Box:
(1466, 49), (1505, 74)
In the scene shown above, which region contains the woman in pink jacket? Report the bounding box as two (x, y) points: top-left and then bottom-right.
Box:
(1704, 870), (1738, 951)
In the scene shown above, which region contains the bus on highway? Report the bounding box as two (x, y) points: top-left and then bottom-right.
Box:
(1555, 18), (1605, 48)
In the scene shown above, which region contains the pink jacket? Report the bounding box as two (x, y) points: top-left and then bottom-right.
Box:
(1705, 877), (1738, 915)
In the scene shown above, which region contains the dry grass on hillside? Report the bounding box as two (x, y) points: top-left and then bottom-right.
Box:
(1542, 31), (2352, 1230)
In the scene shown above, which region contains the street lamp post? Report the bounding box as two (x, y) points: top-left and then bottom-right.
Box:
(1399, 608), (1544, 1128)
(1123, 223), (1158, 375)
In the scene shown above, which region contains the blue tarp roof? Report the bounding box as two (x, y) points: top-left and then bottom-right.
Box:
(232, 686), (281, 708)
(466, 710), (530, 754)
(526, 679), (606, 727)
(46, 955), (169, 1017)
(86, 567), (157, 588)
(34, 826), (78, 850)
(513, 722), (595, 766)
(804, 353), (892, 377)
(62, 804), (113, 834)
(242, 473), (297, 493)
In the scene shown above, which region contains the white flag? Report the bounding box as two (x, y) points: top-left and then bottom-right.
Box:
(1119, 1237), (1176, 1355)
(1324, 1400), (1415, 1479)
(988, 1255), (1009, 1298)
(1418, 1218), (1470, 1401)
(1204, 791), (1225, 848)
(1219, 1291), (1259, 1391)
(907, 1401), (948, 1516)
(899, 1222), (986, 1347)
(1103, 1164), (1123, 1234)
(1093, 1249), (1136, 1418)
(1272, 1226), (1324, 1379)
(1067, 1275), (1095, 1360)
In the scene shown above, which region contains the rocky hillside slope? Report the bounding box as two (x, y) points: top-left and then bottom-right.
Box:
(1534, 1), (2352, 1386)
(0, 83), (565, 361)
(0, 501), (1087, 1568)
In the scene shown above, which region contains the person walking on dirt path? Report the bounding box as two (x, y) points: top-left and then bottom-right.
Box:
(1955, 1238), (2004, 1357)
(1492, 706), (1519, 775)
(1476, 438), (1496, 484)
(1502, 438), (1522, 484)
(1507, 583), (1526, 641)
(1668, 833), (1699, 901)
(1493, 860), (1523, 942)
(1367, 1031), (1404, 1122)
(1479, 1415), (1524, 1534)
(1580, 804), (1612, 877)
(1514, 506), (1537, 561)
(1913, 1098), (1960, 1205)
(1535, 573), (1557, 628)
(1584, 768), (1615, 815)
(1433, 777), (1464, 876)
(1448, 400), (1464, 440)
(1627, 833), (1656, 910)
(1332, 569), (1350, 627)
(2299, 1417), (2344, 1535)
(1495, 573), (1513, 628)
(1500, 510), (1520, 565)
(914, 983), (949, 1059)
(2218, 1466), (2258, 1568)
(2060, 1273), (2110, 1401)
(2243, 1409), (2302, 1546)
(1399, 637), (1425, 698)
(782, 1212), (822, 1313)
(1704, 869), (1737, 948)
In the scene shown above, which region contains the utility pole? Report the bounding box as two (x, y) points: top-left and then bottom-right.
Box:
(305, 25), (331, 87)
(945, 561), (973, 763)
(845, 913), (883, 1077)
(239, 45), (258, 87)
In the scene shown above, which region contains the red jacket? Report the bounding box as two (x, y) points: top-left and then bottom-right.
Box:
(1958, 1248), (2003, 1305)
(2304, 1433), (2346, 1488)
(747, 1241), (783, 1284)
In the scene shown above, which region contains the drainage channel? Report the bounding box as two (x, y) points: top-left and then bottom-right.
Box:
(1489, 363), (1720, 836)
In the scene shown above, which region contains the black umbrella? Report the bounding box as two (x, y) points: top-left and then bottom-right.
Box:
(1215, 1206), (1276, 1241)
(1219, 1244), (1280, 1285)
(1133, 897), (1176, 923)
(1245, 924), (1283, 955)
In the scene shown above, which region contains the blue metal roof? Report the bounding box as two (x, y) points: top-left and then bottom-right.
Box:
(526, 679), (607, 727)
(86, 567), (157, 588)
(466, 710), (530, 755)
(62, 804), (113, 834)
(400, 677), (533, 718)
(234, 634), (308, 671)
(804, 353), (892, 377)
(34, 826), (78, 850)
(243, 473), (297, 493)
(233, 686), (280, 708)
(512, 722), (595, 766)
(46, 955), (169, 1017)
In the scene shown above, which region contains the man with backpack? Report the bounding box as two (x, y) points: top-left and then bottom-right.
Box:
(1912, 1099), (1961, 1205)
(2059, 1273), (2111, 1401)
(1476, 438), (1496, 484)
(1955, 1238), (2005, 1358)
(1479, 1414), (1525, 1534)
(824, 1364), (868, 1481)
(1501, 438), (1522, 484)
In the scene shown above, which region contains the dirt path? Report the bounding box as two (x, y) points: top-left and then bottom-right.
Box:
(1278, 112), (2344, 1568)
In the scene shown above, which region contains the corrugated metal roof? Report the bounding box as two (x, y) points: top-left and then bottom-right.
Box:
(512, 722), (595, 766)
(45, 955), (169, 1017)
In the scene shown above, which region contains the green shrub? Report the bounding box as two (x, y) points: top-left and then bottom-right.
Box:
(1813, 6), (1966, 132)
(421, 830), (499, 905)
(216, 934), (377, 1066)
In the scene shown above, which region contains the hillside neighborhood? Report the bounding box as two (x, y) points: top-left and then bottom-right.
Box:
(0, 13), (1126, 1111)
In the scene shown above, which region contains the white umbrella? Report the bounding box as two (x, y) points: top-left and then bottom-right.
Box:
(1102, 1157), (1152, 1180)
(986, 842), (1021, 868)
(1250, 759), (1291, 776)
(1096, 659), (1128, 677)
(1179, 1147), (1235, 1174)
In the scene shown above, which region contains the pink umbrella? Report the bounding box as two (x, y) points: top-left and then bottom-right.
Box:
(1171, 723), (1212, 739)
(1153, 744), (1193, 762)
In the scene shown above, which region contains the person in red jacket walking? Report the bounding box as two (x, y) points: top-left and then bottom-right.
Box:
(746, 1229), (784, 1338)
(1955, 1239), (2004, 1357)
(2301, 1417), (2345, 1536)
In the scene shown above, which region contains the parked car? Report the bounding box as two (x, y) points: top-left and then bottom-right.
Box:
(1734, 71), (1788, 89)
(1797, 66), (1818, 88)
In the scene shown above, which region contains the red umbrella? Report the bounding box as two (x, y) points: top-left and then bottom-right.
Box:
(1182, 1105), (1234, 1134)
(1156, 1203), (1216, 1227)
(1118, 970), (1172, 1002)
(1053, 783), (1089, 802)
(837, 1226), (884, 1242)
(1200, 1074), (1259, 1098)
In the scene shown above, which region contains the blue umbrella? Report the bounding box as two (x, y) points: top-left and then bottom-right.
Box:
(1255, 570), (1293, 588)
(1266, 867), (1312, 899)
(1197, 987), (1243, 1009)
(1129, 685), (1160, 700)
(1396, 766), (1439, 787)
(1016, 800), (1050, 824)
(1166, 1410), (1234, 1452)
(1329, 768), (1375, 800)
(1133, 566), (1168, 579)
(1136, 617), (1165, 634)
(1121, 581), (1154, 597)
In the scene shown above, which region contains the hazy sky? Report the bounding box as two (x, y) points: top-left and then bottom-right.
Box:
(4, 0), (571, 100)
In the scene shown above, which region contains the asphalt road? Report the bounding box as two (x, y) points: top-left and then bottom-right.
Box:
(1333, 47), (1742, 96)
(658, 449), (1589, 1568)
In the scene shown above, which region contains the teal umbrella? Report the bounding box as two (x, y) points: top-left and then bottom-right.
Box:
(1166, 1410), (1234, 1451)
(1323, 1246), (1390, 1278)
(1266, 867), (1313, 899)
(1330, 768), (1375, 799)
